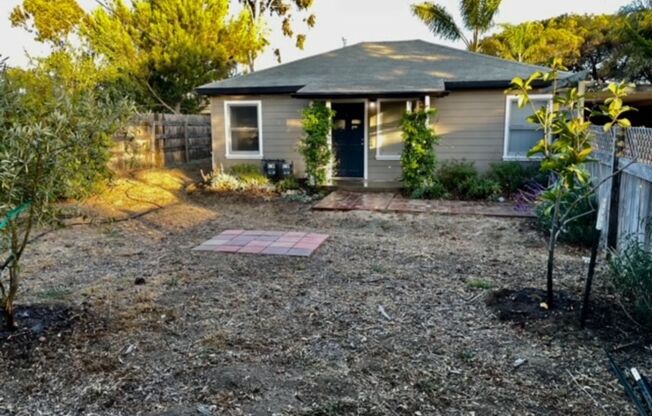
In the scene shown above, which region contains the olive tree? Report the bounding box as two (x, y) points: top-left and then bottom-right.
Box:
(0, 58), (132, 329)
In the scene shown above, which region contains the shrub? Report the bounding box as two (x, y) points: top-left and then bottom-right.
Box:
(409, 177), (448, 199)
(205, 172), (242, 192)
(487, 162), (538, 196)
(228, 163), (262, 177)
(300, 103), (335, 187)
(227, 164), (269, 189)
(464, 177), (502, 200)
(201, 165), (271, 193)
(437, 160), (477, 197)
(535, 183), (597, 246)
(609, 237), (652, 328)
(401, 108), (440, 197)
(0, 57), (132, 328)
(276, 176), (301, 193)
(434, 160), (499, 200)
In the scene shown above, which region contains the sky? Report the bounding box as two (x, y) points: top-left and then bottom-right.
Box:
(0, 0), (632, 70)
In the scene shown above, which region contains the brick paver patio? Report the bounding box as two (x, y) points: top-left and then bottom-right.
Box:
(313, 191), (534, 218)
(193, 230), (329, 257)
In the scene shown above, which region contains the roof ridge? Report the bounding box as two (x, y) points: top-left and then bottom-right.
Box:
(356, 39), (423, 45)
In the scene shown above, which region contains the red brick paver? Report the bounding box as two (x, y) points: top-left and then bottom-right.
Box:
(313, 191), (534, 218)
(193, 230), (329, 257)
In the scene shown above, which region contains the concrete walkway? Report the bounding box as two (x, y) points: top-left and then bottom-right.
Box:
(313, 191), (534, 218)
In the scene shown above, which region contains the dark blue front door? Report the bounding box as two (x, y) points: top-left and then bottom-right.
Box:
(332, 103), (365, 178)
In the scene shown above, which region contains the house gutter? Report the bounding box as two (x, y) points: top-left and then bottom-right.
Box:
(445, 80), (515, 90)
(196, 76), (579, 97)
(292, 91), (450, 99)
(195, 85), (304, 96)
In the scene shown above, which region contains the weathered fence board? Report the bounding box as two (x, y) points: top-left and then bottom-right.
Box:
(110, 113), (211, 170)
(588, 126), (652, 249)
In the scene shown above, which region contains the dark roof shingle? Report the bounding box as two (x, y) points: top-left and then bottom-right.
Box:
(197, 40), (569, 96)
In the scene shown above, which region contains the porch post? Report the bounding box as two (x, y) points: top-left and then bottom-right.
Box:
(425, 95), (431, 125)
(326, 100), (333, 185)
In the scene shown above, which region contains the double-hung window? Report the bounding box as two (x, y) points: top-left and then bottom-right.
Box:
(376, 99), (418, 160)
(225, 101), (263, 159)
(504, 95), (552, 160)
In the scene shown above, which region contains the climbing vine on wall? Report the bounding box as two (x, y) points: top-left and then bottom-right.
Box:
(300, 102), (335, 187)
(400, 107), (443, 198)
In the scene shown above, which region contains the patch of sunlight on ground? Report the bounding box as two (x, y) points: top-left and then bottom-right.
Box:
(79, 169), (216, 226)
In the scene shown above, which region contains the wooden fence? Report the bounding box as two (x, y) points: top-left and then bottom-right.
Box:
(110, 113), (211, 170)
(587, 126), (652, 250)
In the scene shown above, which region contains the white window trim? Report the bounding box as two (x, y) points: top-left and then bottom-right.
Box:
(376, 99), (411, 161)
(503, 94), (552, 161)
(224, 100), (263, 160)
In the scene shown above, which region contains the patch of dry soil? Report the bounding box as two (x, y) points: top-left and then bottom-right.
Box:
(0, 171), (648, 415)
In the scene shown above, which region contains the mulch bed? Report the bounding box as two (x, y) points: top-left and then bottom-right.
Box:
(487, 287), (580, 323)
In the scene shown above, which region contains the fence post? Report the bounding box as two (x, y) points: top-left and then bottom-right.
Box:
(184, 117), (190, 162)
(150, 119), (157, 168)
(155, 114), (165, 167)
(607, 127), (626, 252)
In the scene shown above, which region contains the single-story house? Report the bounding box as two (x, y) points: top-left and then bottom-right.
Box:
(197, 40), (574, 186)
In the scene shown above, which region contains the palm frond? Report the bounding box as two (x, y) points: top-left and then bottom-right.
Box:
(461, 0), (502, 32)
(411, 2), (463, 42)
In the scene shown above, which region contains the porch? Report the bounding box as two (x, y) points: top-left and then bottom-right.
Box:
(324, 96), (434, 187)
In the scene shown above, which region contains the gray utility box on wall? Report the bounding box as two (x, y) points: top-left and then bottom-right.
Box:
(262, 160), (294, 180)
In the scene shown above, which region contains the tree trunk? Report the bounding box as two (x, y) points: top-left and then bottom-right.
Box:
(546, 195), (562, 309)
(3, 263), (19, 330)
(245, 0), (261, 73)
(580, 229), (601, 328)
(3, 300), (16, 330)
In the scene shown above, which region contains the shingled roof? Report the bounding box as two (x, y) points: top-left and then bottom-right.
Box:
(197, 40), (571, 97)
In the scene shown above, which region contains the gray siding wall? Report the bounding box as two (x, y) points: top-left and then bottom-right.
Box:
(434, 89), (506, 172)
(211, 90), (507, 183)
(210, 95), (309, 174)
(368, 90), (507, 182)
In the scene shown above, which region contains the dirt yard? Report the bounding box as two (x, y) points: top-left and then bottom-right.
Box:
(0, 169), (647, 415)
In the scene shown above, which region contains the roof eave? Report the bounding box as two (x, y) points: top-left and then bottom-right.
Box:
(445, 73), (578, 91)
(196, 85), (304, 96)
(445, 80), (514, 90)
(292, 91), (449, 99)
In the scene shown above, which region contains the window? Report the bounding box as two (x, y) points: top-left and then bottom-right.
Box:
(225, 101), (263, 159)
(504, 95), (552, 160)
(376, 100), (410, 160)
